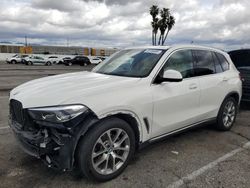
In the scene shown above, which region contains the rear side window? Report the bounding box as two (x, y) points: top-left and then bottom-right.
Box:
(163, 50), (194, 78)
(193, 50), (216, 76)
(215, 53), (229, 71)
(212, 52), (223, 73)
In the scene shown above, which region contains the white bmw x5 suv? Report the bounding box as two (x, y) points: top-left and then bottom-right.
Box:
(9, 45), (242, 181)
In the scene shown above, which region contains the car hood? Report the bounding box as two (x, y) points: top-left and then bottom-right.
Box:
(10, 71), (141, 109)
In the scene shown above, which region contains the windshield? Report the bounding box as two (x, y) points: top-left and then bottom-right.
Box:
(93, 49), (166, 77)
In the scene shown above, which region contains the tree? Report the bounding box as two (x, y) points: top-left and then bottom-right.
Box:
(158, 8), (169, 45)
(162, 15), (175, 45)
(149, 5), (175, 46)
(150, 5), (159, 45)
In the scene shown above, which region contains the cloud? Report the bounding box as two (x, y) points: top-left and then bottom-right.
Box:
(0, 0), (249, 50)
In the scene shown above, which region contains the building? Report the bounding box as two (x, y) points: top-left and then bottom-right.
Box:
(0, 43), (119, 56)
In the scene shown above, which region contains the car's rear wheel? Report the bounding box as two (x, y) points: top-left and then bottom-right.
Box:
(46, 61), (52, 66)
(27, 61), (33, 65)
(216, 97), (237, 131)
(68, 62), (72, 66)
(76, 118), (135, 181)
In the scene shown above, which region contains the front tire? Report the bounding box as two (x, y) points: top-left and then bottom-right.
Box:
(216, 97), (237, 131)
(46, 61), (52, 66)
(76, 117), (135, 182)
(11, 60), (17, 64)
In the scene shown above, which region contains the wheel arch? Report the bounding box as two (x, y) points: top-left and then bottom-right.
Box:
(224, 91), (240, 104)
(72, 111), (143, 169)
(104, 113), (141, 150)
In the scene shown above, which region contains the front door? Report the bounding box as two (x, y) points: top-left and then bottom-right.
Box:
(151, 49), (201, 138)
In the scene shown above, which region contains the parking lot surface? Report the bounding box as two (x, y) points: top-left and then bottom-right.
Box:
(0, 62), (250, 188)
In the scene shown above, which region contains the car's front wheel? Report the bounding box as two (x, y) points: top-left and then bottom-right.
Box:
(46, 61), (52, 66)
(216, 97), (237, 131)
(11, 60), (17, 64)
(76, 117), (135, 181)
(27, 61), (33, 65)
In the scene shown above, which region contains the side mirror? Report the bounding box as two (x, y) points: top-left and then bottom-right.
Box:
(161, 69), (183, 82)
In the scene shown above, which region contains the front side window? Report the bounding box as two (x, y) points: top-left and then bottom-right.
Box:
(193, 50), (215, 76)
(93, 49), (166, 77)
(162, 50), (194, 78)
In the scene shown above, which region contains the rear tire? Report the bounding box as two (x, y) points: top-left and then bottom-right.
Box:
(215, 97), (237, 131)
(27, 61), (33, 65)
(76, 117), (135, 182)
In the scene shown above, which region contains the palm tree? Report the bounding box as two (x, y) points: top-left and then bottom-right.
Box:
(150, 5), (159, 45)
(152, 18), (159, 45)
(157, 19), (164, 45)
(163, 15), (175, 45)
(158, 8), (169, 45)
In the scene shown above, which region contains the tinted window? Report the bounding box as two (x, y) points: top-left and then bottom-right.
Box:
(216, 53), (229, 71)
(194, 50), (215, 76)
(163, 50), (194, 78)
(229, 50), (250, 68)
(212, 52), (223, 73)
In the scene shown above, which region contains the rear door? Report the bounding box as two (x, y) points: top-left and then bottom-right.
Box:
(193, 50), (228, 119)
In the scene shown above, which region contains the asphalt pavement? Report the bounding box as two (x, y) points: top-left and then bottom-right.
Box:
(0, 62), (249, 188)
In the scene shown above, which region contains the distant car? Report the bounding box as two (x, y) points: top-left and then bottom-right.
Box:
(90, 57), (102, 65)
(24, 55), (52, 66)
(64, 56), (91, 66)
(62, 57), (72, 64)
(228, 49), (250, 102)
(6, 54), (29, 64)
(97, 56), (107, 61)
(47, 56), (61, 64)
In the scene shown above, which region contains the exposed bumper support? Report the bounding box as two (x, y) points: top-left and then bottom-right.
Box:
(9, 112), (98, 171)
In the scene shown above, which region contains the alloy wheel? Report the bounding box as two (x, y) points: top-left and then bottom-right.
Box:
(91, 128), (130, 175)
(222, 100), (236, 127)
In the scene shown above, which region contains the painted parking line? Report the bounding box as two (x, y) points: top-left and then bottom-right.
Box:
(167, 141), (250, 188)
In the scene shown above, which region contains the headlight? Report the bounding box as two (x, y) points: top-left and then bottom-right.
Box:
(28, 105), (87, 123)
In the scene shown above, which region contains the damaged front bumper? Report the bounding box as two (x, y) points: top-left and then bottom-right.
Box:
(9, 100), (98, 171)
(9, 118), (77, 171)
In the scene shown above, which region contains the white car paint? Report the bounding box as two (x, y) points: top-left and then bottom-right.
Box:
(10, 45), (242, 143)
(25, 55), (50, 65)
(90, 57), (102, 64)
(47, 56), (61, 64)
(6, 54), (29, 64)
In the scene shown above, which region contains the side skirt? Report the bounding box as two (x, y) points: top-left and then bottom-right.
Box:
(138, 118), (216, 150)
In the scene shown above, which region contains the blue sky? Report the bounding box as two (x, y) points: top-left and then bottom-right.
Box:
(0, 0), (250, 50)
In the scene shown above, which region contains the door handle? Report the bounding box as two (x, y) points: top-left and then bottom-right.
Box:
(189, 83), (197, 89)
